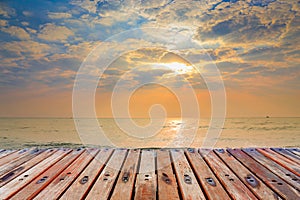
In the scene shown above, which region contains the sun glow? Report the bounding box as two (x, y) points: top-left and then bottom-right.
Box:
(153, 62), (194, 75)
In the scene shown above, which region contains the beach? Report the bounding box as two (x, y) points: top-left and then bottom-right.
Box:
(0, 117), (299, 149)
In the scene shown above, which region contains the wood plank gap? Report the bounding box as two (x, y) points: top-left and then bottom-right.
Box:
(256, 148), (300, 176)
(0, 148), (72, 199)
(215, 148), (280, 199)
(185, 148), (231, 200)
(229, 148), (299, 199)
(199, 149), (258, 200)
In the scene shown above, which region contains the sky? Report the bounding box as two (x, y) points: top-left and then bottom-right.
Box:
(0, 0), (299, 118)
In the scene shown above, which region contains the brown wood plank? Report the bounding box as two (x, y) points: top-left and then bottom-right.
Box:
(34, 148), (99, 199)
(0, 148), (43, 177)
(110, 149), (140, 200)
(199, 149), (258, 200)
(243, 148), (300, 190)
(0, 149), (57, 187)
(229, 148), (300, 199)
(272, 148), (300, 165)
(185, 148), (230, 200)
(287, 148), (300, 157)
(271, 148), (300, 166)
(134, 149), (157, 200)
(214, 149), (280, 199)
(257, 148), (300, 176)
(9, 148), (84, 199)
(0, 149), (31, 166)
(156, 149), (180, 200)
(86, 149), (127, 200)
(60, 148), (113, 199)
(171, 149), (206, 200)
(0, 150), (16, 160)
(0, 148), (71, 199)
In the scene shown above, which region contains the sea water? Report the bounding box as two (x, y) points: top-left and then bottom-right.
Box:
(0, 117), (299, 149)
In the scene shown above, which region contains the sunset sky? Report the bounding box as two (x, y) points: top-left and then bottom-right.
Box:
(0, 0), (299, 118)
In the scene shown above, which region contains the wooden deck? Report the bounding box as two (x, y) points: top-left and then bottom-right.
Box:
(0, 147), (299, 199)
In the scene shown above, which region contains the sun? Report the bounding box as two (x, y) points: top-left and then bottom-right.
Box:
(152, 62), (194, 75)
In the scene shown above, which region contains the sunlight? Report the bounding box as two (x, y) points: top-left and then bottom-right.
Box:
(154, 62), (194, 75)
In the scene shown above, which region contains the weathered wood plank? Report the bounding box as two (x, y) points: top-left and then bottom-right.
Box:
(86, 149), (127, 200)
(0, 149), (71, 199)
(10, 149), (84, 199)
(0, 148), (43, 177)
(272, 148), (300, 164)
(156, 149), (180, 200)
(229, 148), (300, 199)
(111, 149), (140, 200)
(0, 149), (57, 187)
(60, 148), (113, 199)
(257, 148), (300, 176)
(171, 149), (206, 200)
(214, 148), (279, 199)
(287, 148), (300, 157)
(34, 148), (99, 199)
(243, 148), (300, 190)
(134, 149), (157, 200)
(0, 149), (31, 166)
(0, 150), (16, 160)
(199, 149), (258, 200)
(185, 148), (230, 200)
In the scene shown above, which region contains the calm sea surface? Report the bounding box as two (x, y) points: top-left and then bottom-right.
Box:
(0, 118), (299, 149)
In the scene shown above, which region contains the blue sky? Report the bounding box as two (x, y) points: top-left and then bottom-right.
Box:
(0, 0), (299, 117)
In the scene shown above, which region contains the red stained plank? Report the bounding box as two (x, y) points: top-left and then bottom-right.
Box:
(86, 149), (127, 200)
(9, 149), (84, 199)
(257, 148), (300, 176)
(171, 149), (206, 200)
(214, 149), (279, 199)
(229, 148), (300, 199)
(199, 149), (258, 200)
(185, 148), (230, 200)
(111, 149), (140, 200)
(0, 149), (57, 187)
(0, 148), (71, 199)
(157, 149), (180, 200)
(60, 148), (113, 199)
(34, 148), (99, 199)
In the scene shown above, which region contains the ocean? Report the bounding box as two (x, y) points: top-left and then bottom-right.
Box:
(0, 117), (299, 149)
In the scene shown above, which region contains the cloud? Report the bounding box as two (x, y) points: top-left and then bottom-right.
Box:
(0, 3), (15, 18)
(22, 11), (33, 17)
(1, 26), (31, 40)
(37, 23), (74, 42)
(1, 41), (52, 58)
(48, 12), (72, 19)
(0, 19), (8, 26)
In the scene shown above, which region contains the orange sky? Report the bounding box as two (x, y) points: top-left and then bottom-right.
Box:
(0, 0), (299, 118)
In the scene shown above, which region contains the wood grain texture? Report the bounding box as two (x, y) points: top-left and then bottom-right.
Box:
(111, 149), (140, 200)
(214, 149), (279, 199)
(0, 149), (57, 187)
(34, 148), (99, 199)
(10, 149), (84, 199)
(0, 147), (299, 199)
(134, 149), (157, 200)
(171, 149), (206, 200)
(0, 148), (71, 199)
(60, 148), (113, 200)
(257, 148), (300, 176)
(229, 148), (300, 199)
(86, 149), (127, 200)
(243, 148), (300, 190)
(185, 148), (230, 200)
(156, 149), (180, 200)
(199, 149), (258, 200)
